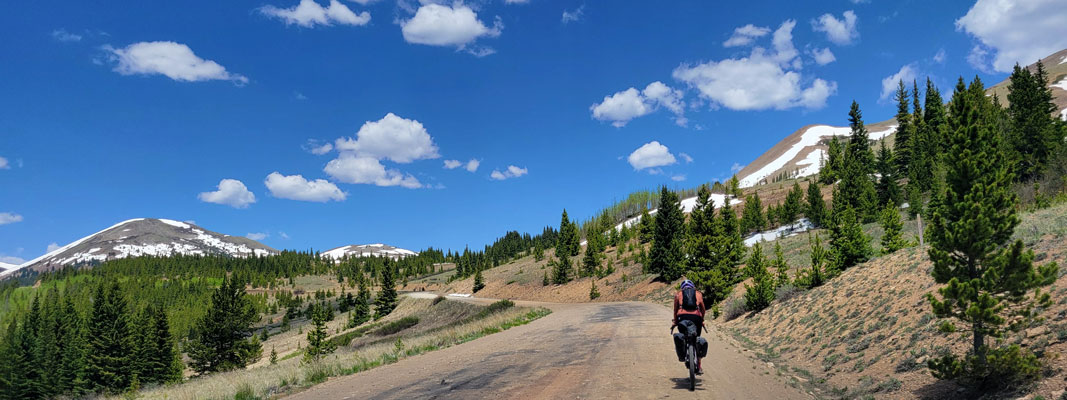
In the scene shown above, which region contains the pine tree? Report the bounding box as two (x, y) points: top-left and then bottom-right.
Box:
(1008, 61), (1063, 180)
(741, 193), (765, 233)
(880, 202), (907, 254)
(771, 242), (790, 288)
(472, 268), (485, 293)
(589, 280), (601, 300)
(796, 233), (830, 289)
(806, 180), (827, 227)
(86, 283), (133, 394)
(893, 80), (913, 174)
(717, 199), (745, 274)
(821, 137), (844, 184)
(782, 182), (804, 225)
(59, 294), (88, 396)
(638, 206), (655, 244)
(349, 276), (371, 328)
(926, 77), (1059, 388)
(649, 186), (686, 281)
(11, 296), (43, 398)
(542, 271), (550, 286)
(186, 277), (262, 374)
(581, 243), (600, 278)
(556, 210), (581, 257)
(304, 306), (336, 363)
(875, 140), (902, 207)
(270, 347), (278, 365)
(374, 260), (398, 319)
(923, 78), (948, 162)
(828, 206), (872, 271)
(834, 101), (879, 221)
(743, 244), (775, 312)
(687, 185), (718, 273)
(552, 251), (573, 284)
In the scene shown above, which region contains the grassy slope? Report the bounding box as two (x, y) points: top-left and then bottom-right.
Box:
(722, 203), (1067, 399)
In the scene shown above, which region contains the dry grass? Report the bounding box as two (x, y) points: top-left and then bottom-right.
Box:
(131, 299), (550, 400)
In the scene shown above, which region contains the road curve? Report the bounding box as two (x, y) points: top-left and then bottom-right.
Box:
(287, 300), (809, 399)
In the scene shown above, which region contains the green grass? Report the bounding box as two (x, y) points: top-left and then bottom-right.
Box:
(373, 316), (420, 336)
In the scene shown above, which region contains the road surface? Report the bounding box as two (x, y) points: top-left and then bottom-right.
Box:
(287, 299), (809, 399)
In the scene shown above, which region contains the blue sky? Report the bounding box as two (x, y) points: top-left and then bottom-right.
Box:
(2, 0), (1066, 263)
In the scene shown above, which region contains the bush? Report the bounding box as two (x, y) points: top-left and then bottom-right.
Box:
(928, 344), (1043, 390)
(432, 296), (446, 306)
(774, 284), (803, 302)
(477, 299), (515, 318)
(723, 297), (747, 321)
(373, 316), (419, 336)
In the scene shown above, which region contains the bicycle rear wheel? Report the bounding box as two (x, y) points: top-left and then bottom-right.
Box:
(687, 343), (696, 391)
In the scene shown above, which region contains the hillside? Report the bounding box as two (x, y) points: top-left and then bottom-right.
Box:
(736, 48), (1067, 189)
(3, 218), (278, 277)
(321, 243), (417, 261)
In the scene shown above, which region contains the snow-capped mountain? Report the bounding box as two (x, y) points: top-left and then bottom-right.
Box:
(0, 262), (17, 273)
(321, 244), (417, 261)
(736, 48), (1067, 189)
(3, 218), (278, 277)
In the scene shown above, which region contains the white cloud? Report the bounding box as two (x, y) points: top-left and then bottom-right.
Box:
(0, 212), (22, 225)
(679, 152), (694, 163)
(505, 0), (529, 3)
(628, 141), (677, 170)
(723, 24), (770, 47)
(730, 163), (745, 173)
(279, 232), (290, 239)
(198, 179), (257, 208)
(247, 232), (269, 241)
(306, 140), (333, 155)
(490, 165), (528, 180)
(401, 3), (501, 51)
(562, 6), (584, 23)
(933, 48), (947, 64)
(590, 81), (686, 127)
(812, 10), (859, 45)
(265, 172), (347, 202)
(47, 243), (61, 252)
(956, 0), (1067, 73)
(811, 47), (836, 65)
(107, 41), (248, 84)
(464, 159), (480, 172)
(444, 159), (463, 169)
(966, 45), (993, 73)
(671, 175), (686, 182)
(850, 0), (870, 3)
(334, 113), (439, 163)
(324, 155), (423, 188)
(0, 156), (8, 169)
(674, 20), (835, 111)
(52, 29), (82, 42)
(260, 0), (371, 28)
(0, 256), (25, 265)
(880, 64), (917, 102)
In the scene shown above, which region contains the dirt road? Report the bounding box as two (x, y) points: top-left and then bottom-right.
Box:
(287, 300), (809, 399)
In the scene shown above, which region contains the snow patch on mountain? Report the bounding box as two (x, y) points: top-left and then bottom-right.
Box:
(740, 125), (897, 188)
(795, 148), (824, 178)
(322, 244), (417, 261)
(744, 218), (815, 247)
(614, 194), (741, 232)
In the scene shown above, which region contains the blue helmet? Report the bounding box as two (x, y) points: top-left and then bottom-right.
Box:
(680, 279), (695, 290)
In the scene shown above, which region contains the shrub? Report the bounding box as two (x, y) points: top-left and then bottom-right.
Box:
(723, 298), (747, 321)
(927, 344), (1043, 390)
(774, 284), (803, 302)
(432, 296), (446, 306)
(477, 299), (515, 318)
(373, 316), (419, 336)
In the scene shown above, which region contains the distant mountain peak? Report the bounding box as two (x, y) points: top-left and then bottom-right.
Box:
(2, 218), (278, 277)
(322, 244), (417, 261)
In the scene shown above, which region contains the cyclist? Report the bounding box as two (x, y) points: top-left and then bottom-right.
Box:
(672, 278), (708, 374)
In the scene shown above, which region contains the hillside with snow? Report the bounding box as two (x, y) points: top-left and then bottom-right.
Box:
(321, 244), (417, 261)
(2, 218), (278, 277)
(0, 262), (16, 273)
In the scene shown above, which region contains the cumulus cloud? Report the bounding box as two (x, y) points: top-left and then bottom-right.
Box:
(106, 41), (248, 84)
(52, 29), (82, 42)
(812, 10), (859, 45)
(279, 232), (290, 239)
(246, 232), (268, 241)
(198, 179), (257, 208)
(265, 172), (347, 202)
(260, 0), (370, 28)
(0, 212), (22, 225)
(464, 159), (479, 172)
(490, 165), (528, 180)
(956, 0), (1067, 73)
(723, 24), (771, 47)
(401, 3), (501, 53)
(561, 6), (584, 23)
(730, 163), (745, 173)
(0, 256), (25, 265)
(627, 141), (677, 171)
(679, 152), (694, 163)
(444, 159), (462, 169)
(325, 155), (423, 188)
(674, 20), (835, 111)
(880, 64), (918, 102)
(590, 81), (686, 127)
(334, 113), (439, 163)
(0, 156), (9, 169)
(671, 175), (686, 182)
(445, 159), (479, 172)
(811, 47), (836, 65)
